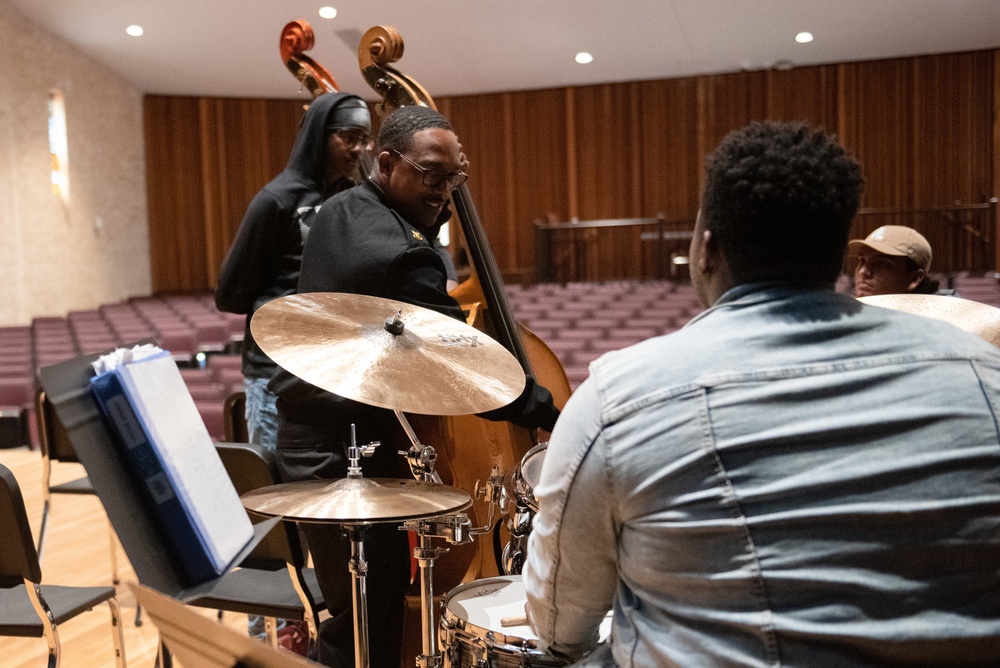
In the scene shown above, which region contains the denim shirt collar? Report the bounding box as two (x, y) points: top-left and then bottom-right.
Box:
(686, 280), (838, 328)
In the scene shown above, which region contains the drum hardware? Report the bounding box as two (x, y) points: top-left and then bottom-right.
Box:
(241, 425), (474, 668)
(399, 465), (506, 668)
(247, 293), (534, 667)
(437, 575), (611, 667)
(499, 444), (548, 575)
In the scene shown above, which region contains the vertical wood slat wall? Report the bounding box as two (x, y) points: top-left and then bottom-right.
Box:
(145, 49), (997, 293)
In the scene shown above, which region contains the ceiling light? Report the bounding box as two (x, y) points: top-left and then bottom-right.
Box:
(319, 6), (337, 19)
(575, 52), (593, 64)
(795, 32), (813, 44)
(126, 25), (143, 37)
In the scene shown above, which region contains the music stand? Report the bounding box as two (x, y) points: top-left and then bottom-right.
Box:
(131, 583), (316, 668)
(36, 350), (279, 595)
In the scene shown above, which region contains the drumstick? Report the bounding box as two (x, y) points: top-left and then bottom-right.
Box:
(500, 614), (529, 627)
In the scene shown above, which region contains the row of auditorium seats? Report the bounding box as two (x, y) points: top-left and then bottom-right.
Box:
(0, 294), (246, 448)
(506, 280), (703, 389)
(3, 274), (1000, 447)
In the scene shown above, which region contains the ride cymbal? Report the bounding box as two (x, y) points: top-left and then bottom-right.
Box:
(858, 293), (1000, 348)
(250, 292), (526, 415)
(241, 477), (472, 524)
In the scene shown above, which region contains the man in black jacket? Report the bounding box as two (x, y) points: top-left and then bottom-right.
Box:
(270, 105), (560, 668)
(215, 92), (371, 452)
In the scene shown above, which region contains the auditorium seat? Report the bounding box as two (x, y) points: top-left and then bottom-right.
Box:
(186, 383), (227, 402)
(195, 401), (226, 442)
(0, 376), (34, 449)
(206, 354), (243, 380)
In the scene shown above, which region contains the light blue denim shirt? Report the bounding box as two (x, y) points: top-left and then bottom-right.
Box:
(524, 283), (1000, 667)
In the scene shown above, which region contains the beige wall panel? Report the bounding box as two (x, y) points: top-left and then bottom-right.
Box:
(0, 0), (149, 326)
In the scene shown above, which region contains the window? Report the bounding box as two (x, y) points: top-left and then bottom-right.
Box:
(48, 89), (69, 204)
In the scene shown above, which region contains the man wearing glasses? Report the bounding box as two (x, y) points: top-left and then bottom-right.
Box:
(270, 105), (560, 668)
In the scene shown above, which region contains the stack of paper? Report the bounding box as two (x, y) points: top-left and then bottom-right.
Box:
(90, 345), (253, 585)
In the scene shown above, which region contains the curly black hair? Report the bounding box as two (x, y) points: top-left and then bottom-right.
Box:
(374, 105), (455, 155)
(700, 121), (865, 284)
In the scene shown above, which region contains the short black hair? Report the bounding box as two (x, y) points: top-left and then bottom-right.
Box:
(374, 105), (455, 154)
(701, 121), (864, 284)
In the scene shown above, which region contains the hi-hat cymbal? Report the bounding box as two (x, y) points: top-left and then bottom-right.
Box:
(858, 293), (1000, 348)
(240, 477), (472, 524)
(250, 292), (526, 415)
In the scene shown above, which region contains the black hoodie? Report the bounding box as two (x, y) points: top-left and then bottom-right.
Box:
(215, 92), (366, 378)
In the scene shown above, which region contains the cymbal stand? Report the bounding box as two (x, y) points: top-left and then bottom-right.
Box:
(344, 424), (380, 668)
(394, 409), (441, 483)
(344, 522), (371, 668)
(399, 466), (506, 668)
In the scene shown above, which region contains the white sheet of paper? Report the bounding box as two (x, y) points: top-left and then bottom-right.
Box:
(118, 352), (252, 569)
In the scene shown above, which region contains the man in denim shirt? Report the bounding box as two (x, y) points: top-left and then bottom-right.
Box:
(524, 121), (1000, 667)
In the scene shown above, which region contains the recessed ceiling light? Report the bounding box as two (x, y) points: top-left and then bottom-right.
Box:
(319, 6), (337, 19)
(575, 52), (593, 64)
(795, 32), (813, 44)
(126, 25), (143, 37)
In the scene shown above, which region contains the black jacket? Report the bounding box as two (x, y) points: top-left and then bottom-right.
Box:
(271, 180), (560, 432)
(214, 92), (364, 378)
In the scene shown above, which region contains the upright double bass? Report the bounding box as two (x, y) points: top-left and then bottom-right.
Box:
(356, 25), (572, 584)
(278, 20), (571, 584)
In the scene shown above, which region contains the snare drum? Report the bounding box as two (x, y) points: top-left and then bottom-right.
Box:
(439, 575), (611, 668)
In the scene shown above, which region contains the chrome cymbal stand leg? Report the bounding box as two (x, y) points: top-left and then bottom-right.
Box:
(414, 531), (443, 668)
(345, 524), (371, 668)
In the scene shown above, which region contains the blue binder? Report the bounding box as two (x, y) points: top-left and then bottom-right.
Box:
(89, 348), (253, 586)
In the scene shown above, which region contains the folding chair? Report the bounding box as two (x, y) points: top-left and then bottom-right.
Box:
(35, 388), (143, 626)
(0, 462), (126, 667)
(187, 442), (324, 655)
(223, 391), (248, 443)
(34, 388), (120, 578)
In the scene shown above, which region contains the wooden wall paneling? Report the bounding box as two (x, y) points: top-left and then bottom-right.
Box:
(764, 64), (840, 131)
(637, 76), (702, 222)
(144, 96), (209, 293)
(839, 58), (918, 213)
(571, 82), (642, 221)
(197, 98), (227, 288)
(504, 87), (571, 281)
(696, 71), (769, 162)
(565, 88), (578, 221)
(910, 52), (995, 271)
(569, 82), (644, 280)
(197, 97), (304, 287)
(141, 49), (999, 287)
(442, 93), (515, 276)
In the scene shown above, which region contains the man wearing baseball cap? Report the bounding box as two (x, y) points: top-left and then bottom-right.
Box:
(848, 225), (944, 297)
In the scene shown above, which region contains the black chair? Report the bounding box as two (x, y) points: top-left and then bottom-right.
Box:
(187, 442), (324, 654)
(35, 388), (144, 627)
(0, 462), (126, 667)
(223, 391), (248, 443)
(34, 388), (121, 584)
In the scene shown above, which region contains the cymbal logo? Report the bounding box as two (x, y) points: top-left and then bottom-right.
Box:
(437, 333), (478, 348)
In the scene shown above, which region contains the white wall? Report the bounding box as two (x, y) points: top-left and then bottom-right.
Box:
(0, 0), (151, 327)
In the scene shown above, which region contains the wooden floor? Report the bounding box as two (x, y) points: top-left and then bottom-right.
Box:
(0, 445), (251, 668)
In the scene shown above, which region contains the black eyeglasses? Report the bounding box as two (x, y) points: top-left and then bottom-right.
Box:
(329, 128), (373, 149)
(391, 150), (468, 190)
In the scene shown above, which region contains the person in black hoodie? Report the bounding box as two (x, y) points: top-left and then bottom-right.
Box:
(215, 92), (372, 453)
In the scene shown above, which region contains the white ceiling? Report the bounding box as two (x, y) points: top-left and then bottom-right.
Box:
(11, 0), (1000, 100)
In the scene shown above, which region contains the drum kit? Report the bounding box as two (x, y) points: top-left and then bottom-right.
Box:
(242, 293), (556, 668)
